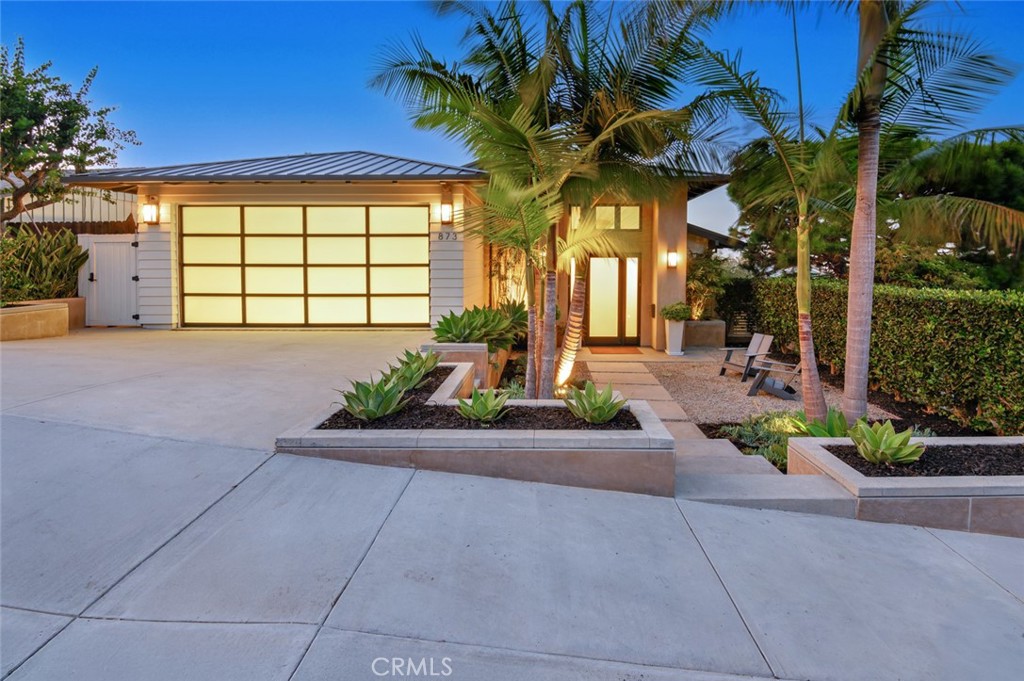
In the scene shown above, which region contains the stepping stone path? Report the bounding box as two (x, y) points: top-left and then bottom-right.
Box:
(587, 359), (856, 516)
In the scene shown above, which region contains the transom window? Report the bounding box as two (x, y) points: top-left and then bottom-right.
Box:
(569, 205), (641, 231)
(180, 205), (430, 326)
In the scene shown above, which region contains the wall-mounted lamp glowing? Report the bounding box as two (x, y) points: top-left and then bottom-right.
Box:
(142, 197), (160, 225)
(667, 251), (680, 268)
(439, 202), (453, 225)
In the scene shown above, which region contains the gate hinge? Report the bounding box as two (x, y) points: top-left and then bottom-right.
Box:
(131, 241), (139, 247)
(131, 275), (140, 281)
(132, 314), (140, 320)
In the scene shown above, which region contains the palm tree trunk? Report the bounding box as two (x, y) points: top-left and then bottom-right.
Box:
(555, 273), (586, 386)
(797, 213), (829, 422)
(524, 263), (537, 399)
(538, 229), (558, 398)
(842, 1), (889, 424)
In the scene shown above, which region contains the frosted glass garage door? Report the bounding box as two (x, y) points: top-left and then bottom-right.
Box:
(180, 205), (429, 326)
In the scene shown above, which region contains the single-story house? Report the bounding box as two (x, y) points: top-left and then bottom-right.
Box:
(66, 150), (732, 350)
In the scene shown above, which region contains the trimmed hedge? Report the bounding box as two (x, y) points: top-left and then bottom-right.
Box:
(753, 278), (1024, 435)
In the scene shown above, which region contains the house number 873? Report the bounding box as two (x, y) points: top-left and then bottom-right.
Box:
(437, 232), (459, 241)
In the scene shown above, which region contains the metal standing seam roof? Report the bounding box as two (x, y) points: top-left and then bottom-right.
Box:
(65, 151), (486, 184)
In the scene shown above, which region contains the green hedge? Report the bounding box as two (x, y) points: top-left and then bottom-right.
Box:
(753, 278), (1024, 434)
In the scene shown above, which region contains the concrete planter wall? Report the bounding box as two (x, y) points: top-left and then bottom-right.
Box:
(685, 319), (726, 348)
(0, 303), (69, 342)
(11, 297), (85, 329)
(422, 342), (510, 389)
(789, 437), (1024, 538)
(277, 362), (676, 496)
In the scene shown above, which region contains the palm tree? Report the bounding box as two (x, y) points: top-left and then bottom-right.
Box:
(841, 0), (1019, 422)
(373, 0), (729, 397)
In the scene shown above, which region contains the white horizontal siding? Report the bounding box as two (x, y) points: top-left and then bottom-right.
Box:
(136, 223), (175, 327)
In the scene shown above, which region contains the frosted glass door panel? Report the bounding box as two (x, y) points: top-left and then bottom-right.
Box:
(588, 258), (620, 337)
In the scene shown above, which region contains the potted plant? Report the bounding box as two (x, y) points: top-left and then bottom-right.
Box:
(660, 302), (691, 356)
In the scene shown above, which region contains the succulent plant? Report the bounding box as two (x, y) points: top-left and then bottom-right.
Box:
(457, 388), (511, 424)
(849, 420), (926, 465)
(383, 349), (440, 391)
(563, 382), (627, 424)
(432, 306), (515, 351)
(339, 376), (410, 421)
(793, 407), (855, 437)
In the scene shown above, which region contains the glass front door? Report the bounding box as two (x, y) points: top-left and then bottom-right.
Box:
(585, 256), (639, 345)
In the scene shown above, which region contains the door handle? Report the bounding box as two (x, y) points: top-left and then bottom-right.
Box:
(88, 273), (97, 282)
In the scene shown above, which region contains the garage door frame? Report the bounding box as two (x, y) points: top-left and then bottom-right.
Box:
(178, 204), (431, 327)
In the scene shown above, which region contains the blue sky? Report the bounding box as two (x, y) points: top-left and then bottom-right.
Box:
(2, 1), (1022, 169)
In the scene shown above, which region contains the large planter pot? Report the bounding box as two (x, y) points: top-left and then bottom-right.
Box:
(12, 297), (85, 329)
(664, 320), (685, 356)
(1, 303), (69, 342)
(684, 319), (726, 348)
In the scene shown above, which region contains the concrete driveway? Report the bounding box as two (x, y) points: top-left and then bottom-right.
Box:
(2, 329), (1023, 680)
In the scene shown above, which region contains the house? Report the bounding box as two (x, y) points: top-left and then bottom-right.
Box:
(67, 150), (730, 349)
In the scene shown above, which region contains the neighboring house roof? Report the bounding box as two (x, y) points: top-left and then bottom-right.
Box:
(66, 151), (487, 187)
(688, 223), (745, 249)
(687, 184), (745, 248)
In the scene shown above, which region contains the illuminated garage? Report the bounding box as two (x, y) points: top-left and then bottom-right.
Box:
(67, 151), (487, 328)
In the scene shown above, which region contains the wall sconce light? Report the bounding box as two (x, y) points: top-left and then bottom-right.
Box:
(142, 197), (160, 225)
(440, 183), (454, 225)
(667, 251), (680, 268)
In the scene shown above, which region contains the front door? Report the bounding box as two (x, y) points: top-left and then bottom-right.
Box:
(585, 256), (639, 345)
(80, 236), (138, 326)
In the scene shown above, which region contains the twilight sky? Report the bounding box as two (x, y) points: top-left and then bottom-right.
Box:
(2, 1), (1022, 169)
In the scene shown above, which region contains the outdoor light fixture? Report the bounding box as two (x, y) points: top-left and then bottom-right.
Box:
(440, 183), (454, 225)
(142, 197), (160, 225)
(667, 251), (680, 268)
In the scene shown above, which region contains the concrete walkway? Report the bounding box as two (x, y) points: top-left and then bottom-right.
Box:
(3, 330), (1023, 680)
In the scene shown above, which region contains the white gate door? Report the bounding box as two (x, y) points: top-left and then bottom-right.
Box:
(79, 235), (139, 326)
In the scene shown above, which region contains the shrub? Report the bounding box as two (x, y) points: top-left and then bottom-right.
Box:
(849, 420), (926, 465)
(753, 278), (1024, 434)
(0, 228), (89, 303)
(660, 302), (691, 322)
(563, 382), (627, 424)
(457, 388), (511, 424)
(719, 411), (805, 470)
(432, 306), (515, 352)
(686, 250), (728, 319)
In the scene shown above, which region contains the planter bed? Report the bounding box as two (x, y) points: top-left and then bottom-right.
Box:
(277, 362), (675, 496)
(789, 437), (1024, 538)
(0, 303), (69, 342)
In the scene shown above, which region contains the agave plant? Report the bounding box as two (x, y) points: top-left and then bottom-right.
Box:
(793, 408), (856, 438)
(563, 382), (627, 425)
(339, 376), (410, 422)
(383, 349), (441, 391)
(497, 300), (528, 342)
(849, 420), (926, 465)
(457, 388), (510, 424)
(432, 307), (515, 352)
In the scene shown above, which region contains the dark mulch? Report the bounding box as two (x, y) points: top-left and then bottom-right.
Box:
(499, 352), (593, 389)
(318, 363), (640, 431)
(826, 444), (1024, 477)
(770, 352), (989, 436)
(697, 423), (735, 439)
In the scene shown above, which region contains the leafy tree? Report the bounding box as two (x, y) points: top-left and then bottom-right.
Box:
(1, 38), (137, 222)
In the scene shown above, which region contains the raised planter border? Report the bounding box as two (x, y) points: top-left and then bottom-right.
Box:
(789, 437), (1024, 538)
(276, 362), (677, 496)
(0, 302), (69, 342)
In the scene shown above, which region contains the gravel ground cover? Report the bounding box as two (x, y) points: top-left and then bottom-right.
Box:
(646, 358), (896, 424)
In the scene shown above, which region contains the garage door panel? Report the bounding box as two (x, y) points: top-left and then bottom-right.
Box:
(246, 267), (305, 294)
(181, 207), (240, 234)
(370, 267), (428, 294)
(244, 206), (303, 234)
(371, 296), (429, 324)
(308, 297), (368, 324)
(370, 237), (428, 265)
(184, 296), (243, 323)
(245, 297), (305, 324)
(245, 237), (304, 264)
(183, 266), (242, 294)
(183, 237), (241, 264)
(369, 206), (428, 234)
(308, 267), (366, 294)
(307, 237), (366, 265)
(307, 207), (365, 234)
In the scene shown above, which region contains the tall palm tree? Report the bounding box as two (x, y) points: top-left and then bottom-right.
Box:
(841, 0), (1019, 422)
